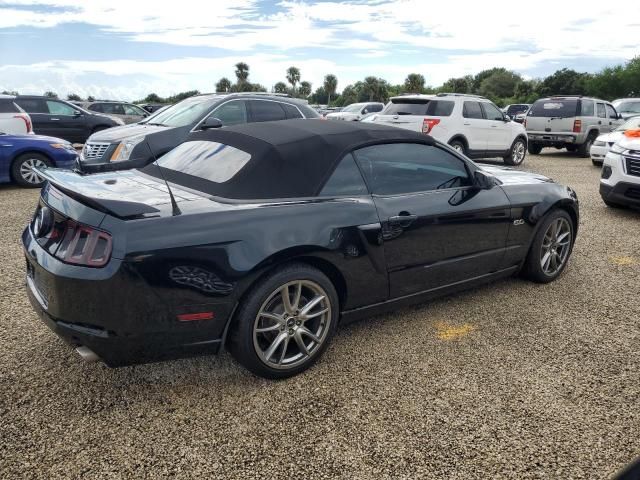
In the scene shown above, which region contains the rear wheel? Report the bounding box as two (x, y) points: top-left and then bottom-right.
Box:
(449, 139), (467, 156)
(227, 264), (339, 379)
(504, 137), (527, 166)
(523, 209), (574, 283)
(528, 143), (542, 155)
(11, 153), (51, 187)
(577, 134), (596, 158)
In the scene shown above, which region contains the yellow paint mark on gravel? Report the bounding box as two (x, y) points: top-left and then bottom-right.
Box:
(609, 256), (637, 266)
(435, 322), (476, 340)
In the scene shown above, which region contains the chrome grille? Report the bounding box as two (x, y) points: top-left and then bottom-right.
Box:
(625, 154), (640, 177)
(82, 142), (110, 160)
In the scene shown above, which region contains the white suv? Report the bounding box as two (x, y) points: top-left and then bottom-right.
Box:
(0, 95), (33, 135)
(600, 131), (640, 209)
(369, 93), (528, 165)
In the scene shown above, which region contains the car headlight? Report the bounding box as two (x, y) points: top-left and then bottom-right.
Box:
(50, 142), (76, 151)
(610, 143), (626, 155)
(593, 140), (606, 147)
(110, 136), (145, 162)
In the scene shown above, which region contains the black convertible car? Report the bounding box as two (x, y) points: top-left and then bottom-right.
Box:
(23, 119), (579, 378)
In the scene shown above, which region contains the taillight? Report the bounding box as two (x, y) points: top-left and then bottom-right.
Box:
(422, 118), (440, 134)
(55, 220), (112, 267)
(14, 114), (32, 133)
(573, 119), (582, 133)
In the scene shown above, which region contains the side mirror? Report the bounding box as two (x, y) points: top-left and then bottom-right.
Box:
(503, 114), (511, 122)
(618, 114), (624, 120)
(200, 117), (223, 130)
(474, 170), (495, 190)
(362, 109), (369, 114)
(73, 110), (83, 117)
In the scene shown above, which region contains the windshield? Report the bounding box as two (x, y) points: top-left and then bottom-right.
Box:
(615, 117), (640, 131)
(142, 96), (218, 127)
(342, 104), (364, 113)
(615, 101), (640, 114)
(528, 99), (578, 118)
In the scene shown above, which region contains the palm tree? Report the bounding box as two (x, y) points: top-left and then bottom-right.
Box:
(234, 62), (250, 84)
(273, 82), (288, 94)
(299, 81), (312, 98)
(323, 74), (338, 105)
(215, 77), (232, 93)
(286, 66), (301, 93)
(67, 93), (82, 101)
(44, 91), (58, 99)
(404, 73), (425, 93)
(362, 77), (379, 101)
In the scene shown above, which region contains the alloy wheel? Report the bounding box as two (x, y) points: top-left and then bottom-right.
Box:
(512, 141), (526, 164)
(19, 158), (47, 185)
(253, 280), (332, 370)
(540, 217), (572, 276)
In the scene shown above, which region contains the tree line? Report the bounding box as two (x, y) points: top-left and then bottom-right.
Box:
(4, 56), (637, 108)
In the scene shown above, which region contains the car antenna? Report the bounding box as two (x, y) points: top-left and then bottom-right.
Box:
(144, 139), (181, 216)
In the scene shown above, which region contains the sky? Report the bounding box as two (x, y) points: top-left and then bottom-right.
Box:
(0, 0), (638, 101)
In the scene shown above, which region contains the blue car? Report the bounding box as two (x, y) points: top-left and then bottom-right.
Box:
(0, 133), (78, 187)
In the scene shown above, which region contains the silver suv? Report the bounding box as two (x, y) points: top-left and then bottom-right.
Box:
(525, 96), (623, 157)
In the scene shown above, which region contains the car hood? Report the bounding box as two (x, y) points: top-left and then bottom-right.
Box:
(479, 164), (552, 185)
(596, 131), (623, 143)
(614, 135), (640, 150)
(88, 123), (170, 142)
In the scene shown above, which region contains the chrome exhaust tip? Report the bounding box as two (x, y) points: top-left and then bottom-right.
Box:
(75, 346), (99, 363)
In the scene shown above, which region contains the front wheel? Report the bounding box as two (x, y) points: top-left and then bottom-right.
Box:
(504, 138), (527, 166)
(227, 264), (339, 379)
(11, 153), (51, 187)
(523, 210), (574, 283)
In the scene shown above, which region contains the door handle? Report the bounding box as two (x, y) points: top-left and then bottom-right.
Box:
(50, 118), (60, 121)
(598, 120), (602, 124)
(463, 123), (471, 126)
(491, 125), (498, 128)
(389, 213), (418, 226)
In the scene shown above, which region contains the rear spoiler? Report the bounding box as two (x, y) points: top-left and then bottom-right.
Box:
(36, 168), (160, 219)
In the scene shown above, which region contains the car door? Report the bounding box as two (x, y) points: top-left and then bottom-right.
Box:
(606, 104), (622, 131)
(247, 100), (287, 123)
(461, 101), (488, 155)
(481, 102), (511, 152)
(596, 102), (608, 132)
(353, 142), (511, 298)
(44, 100), (84, 142)
(15, 98), (50, 136)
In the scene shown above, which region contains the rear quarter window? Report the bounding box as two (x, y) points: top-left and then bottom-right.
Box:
(281, 103), (303, 119)
(529, 99), (578, 117)
(0, 99), (19, 113)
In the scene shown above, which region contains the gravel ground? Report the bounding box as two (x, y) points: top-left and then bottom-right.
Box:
(1, 151), (639, 479)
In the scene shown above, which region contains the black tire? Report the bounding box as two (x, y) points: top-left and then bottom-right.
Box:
(577, 134), (596, 158)
(592, 158), (603, 167)
(227, 263), (339, 379)
(449, 139), (467, 156)
(566, 145), (577, 152)
(528, 143), (542, 155)
(504, 137), (527, 166)
(522, 209), (574, 284)
(11, 153), (51, 188)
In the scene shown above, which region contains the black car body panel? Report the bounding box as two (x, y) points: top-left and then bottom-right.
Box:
(79, 94), (320, 173)
(14, 96), (120, 143)
(23, 120), (579, 367)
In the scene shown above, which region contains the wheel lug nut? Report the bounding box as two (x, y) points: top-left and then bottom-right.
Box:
(288, 329), (294, 335)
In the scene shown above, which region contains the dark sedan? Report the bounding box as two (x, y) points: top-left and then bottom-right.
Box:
(23, 119), (579, 378)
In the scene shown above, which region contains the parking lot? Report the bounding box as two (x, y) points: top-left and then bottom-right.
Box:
(0, 151), (639, 479)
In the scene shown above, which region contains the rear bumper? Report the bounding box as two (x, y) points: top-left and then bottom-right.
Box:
(528, 133), (579, 146)
(22, 225), (232, 367)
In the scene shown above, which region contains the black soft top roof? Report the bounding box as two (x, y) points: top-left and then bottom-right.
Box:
(165, 119), (433, 199)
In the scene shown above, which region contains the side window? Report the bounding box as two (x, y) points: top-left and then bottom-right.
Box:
(369, 104), (383, 113)
(463, 101), (483, 119)
(482, 102), (504, 121)
(46, 100), (76, 115)
(353, 143), (472, 195)
(88, 104), (102, 112)
(249, 100), (286, 122)
(580, 100), (594, 116)
(124, 104), (146, 116)
(280, 103), (303, 119)
(209, 100), (247, 126)
(596, 103), (606, 118)
(319, 153), (368, 196)
(429, 100), (455, 116)
(15, 98), (47, 113)
(606, 104), (618, 119)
